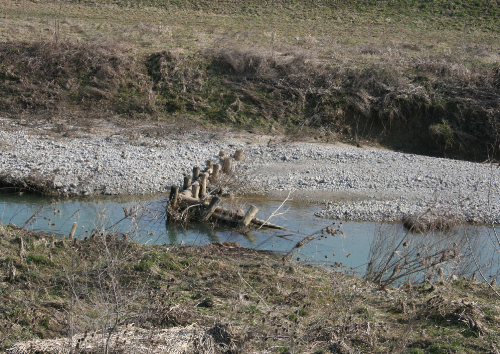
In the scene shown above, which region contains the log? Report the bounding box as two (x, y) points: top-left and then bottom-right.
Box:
(201, 196), (221, 222)
(219, 150), (226, 158)
(212, 164), (221, 183)
(222, 157), (232, 174)
(192, 166), (200, 181)
(208, 212), (283, 230)
(69, 222), (77, 239)
(177, 194), (284, 229)
(234, 149), (244, 161)
(206, 160), (213, 170)
(211, 211), (238, 224)
(250, 217), (283, 229)
(178, 194), (206, 205)
(183, 176), (191, 190)
(240, 205), (259, 227)
(199, 174), (207, 198)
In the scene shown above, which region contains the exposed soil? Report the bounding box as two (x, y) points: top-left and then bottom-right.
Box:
(1, 39), (499, 162)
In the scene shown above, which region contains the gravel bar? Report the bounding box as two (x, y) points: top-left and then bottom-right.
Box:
(1, 119), (499, 224)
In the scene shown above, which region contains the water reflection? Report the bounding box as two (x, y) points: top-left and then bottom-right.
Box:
(1, 192), (498, 281)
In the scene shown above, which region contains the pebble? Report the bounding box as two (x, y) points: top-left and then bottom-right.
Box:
(1, 124), (499, 224)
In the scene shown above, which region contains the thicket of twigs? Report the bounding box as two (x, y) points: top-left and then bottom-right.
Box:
(2, 220), (499, 354)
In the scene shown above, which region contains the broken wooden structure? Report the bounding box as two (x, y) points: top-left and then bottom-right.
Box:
(167, 150), (283, 230)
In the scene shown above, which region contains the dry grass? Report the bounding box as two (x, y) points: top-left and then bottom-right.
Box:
(7, 324), (218, 354)
(1, 224), (499, 353)
(364, 222), (486, 288)
(402, 213), (458, 233)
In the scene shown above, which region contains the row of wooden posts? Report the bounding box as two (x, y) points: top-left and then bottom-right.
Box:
(167, 149), (283, 229)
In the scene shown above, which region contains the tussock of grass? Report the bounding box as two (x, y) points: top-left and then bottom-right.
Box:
(403, 213), (458, 233)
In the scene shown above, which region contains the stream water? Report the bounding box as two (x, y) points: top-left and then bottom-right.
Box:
(1, 192), (499, 280)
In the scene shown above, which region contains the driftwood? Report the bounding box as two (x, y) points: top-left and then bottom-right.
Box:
(212, 164), (221, 183)
(192, 166), (200, 181)
(176, 194), (283, 229)
(183, 176), (191, 190)
(167, 151), (284, 230)
(69, 222), (77, 239)
(199, 174), (207, 198)
(192, 184), (200, 199)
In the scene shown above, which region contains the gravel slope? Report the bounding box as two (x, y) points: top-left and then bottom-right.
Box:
(1, 118), (499, 223)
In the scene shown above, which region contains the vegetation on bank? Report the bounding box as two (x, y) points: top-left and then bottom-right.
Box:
(2, 41), (499, 161)
(0, 0), (499, 161)
(1, 223), (499, 353)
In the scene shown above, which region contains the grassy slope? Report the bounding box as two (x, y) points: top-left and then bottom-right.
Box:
(1, 224), (499, 353)
(0, 0), (499, 161)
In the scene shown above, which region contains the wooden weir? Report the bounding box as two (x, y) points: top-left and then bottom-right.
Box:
(167, 150), (283, 230)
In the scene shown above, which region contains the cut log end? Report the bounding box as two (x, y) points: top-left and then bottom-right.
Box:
(192, 166), (200, 182)
(222, 157), (233, 174)
(240, 205), (259, 227)
(234, 149), (243, 161)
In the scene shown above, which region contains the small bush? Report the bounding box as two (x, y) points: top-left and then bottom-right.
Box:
(402, 214), (457, 233)
(26, 254), (50, 265)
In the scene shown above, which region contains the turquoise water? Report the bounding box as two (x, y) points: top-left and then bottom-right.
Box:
(1, 192), (498, 280)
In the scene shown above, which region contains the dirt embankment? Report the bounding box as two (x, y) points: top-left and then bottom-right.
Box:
(1, 41), (499, 162)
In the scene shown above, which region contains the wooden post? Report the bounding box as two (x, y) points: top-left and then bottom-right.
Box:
(212, 164), (221, 183)
(201, 196), (221, 222)
(183, 176), (191, 190)
(199, 174), (207, 198)
(169, 186), (179, 208)
(193, 166), (200, 181)
(192, 184), (200, 199)
(219, 150), (225, 158)
(222, 157), (232, 174)
(206, 160), (213, 171)
(234, 149), (243, 161)
(69, 222), (77, 239)
(240, 205), (259, 227)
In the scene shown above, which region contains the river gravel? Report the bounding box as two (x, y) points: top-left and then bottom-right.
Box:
(1, 119), (499, 223)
